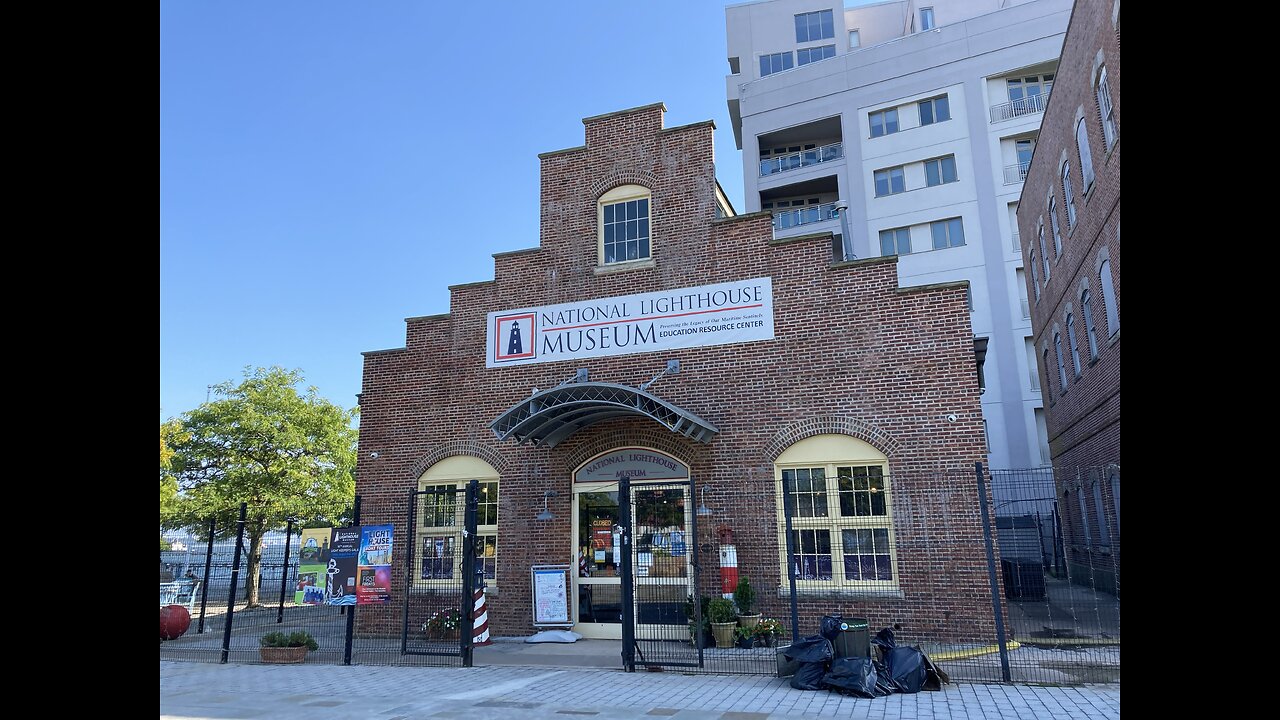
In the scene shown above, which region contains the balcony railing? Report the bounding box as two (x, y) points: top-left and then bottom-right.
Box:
(1029, 369), (1040, 393)
(772, 202), (840, 231)
(1003, 161), (1030, 185)
(1011, 232), (1021, 254)
(760, 142), (844, 177)
(1020, 298), (1031, 319)
(990, 92), (1050, 123)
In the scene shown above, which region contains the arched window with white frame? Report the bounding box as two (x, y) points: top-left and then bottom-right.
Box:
(1096, 65), (1117, 150)
(1099, 258), (1119, 335)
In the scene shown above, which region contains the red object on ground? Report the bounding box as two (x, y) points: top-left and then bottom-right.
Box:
(160, 605), (192, 640)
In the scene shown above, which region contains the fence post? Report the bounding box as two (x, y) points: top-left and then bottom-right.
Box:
(343, 496), (361, 666)
(619, 475), (634, 672)
(974, 463), (1012, 682)
(401, 487), (417, 655)
(276, 519), (294, 623)
(221, 503), (247, 664)
(781, 473), (799, 644)
(460, 480), (478, 668)
(688, 477), (703, 669)
(197, 517), (215, 634)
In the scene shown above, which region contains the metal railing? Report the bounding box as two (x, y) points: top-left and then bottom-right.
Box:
(990, 92), (1050, 123)
(760, 142), (843, 177)
(1003, 162), (1031, 185)
(1020, 298), (1031, 319)
(771, 201), (840, 231)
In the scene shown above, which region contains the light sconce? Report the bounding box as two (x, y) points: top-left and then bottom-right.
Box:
(537, 490), (559, 521)
(696, 484), (714, 517)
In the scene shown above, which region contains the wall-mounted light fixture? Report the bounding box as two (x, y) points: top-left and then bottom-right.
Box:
(697, 484), (714, 517)
(537, 490), (559, 521)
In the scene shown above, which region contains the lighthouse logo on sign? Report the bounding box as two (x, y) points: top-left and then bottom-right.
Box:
(493, 313), (537, 363)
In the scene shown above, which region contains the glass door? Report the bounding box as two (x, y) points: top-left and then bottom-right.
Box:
(574, 487), (623, 639)
(631, 485), (693, 641)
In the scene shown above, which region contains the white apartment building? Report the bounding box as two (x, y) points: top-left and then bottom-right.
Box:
(725, 0), (1071, 469)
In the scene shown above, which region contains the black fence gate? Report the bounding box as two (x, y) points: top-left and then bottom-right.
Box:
(402, 480), (480, 666)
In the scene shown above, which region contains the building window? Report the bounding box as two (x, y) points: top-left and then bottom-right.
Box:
(869, 108), (899, 138)
(1036, 222), (1049, 283)
(849, 29), (860, 48)
(1054, 332), (1068, 393)
(795, 9), (835, 43)
(1082, 288), (1099, 359)
(1097, 65), (1117, 150)
(776, 435), (896, 591)
(1076, 489), (1092, 547)
(1049, 195), (1063, 258)
(1062, 161), (1077, 229)
(418, 457), (500, 584)
(930, 217), (965, 249)
(760, 51), (794, 77)
(920, 7), (935, 30)
(1030, 250), (1040, 301)
(924, 155), (957, 186)
(598, 185), (651, 265)
(1076, 117), (1096, 191)
(1066, 313), (1082, 378)
(797, 44), (836, 65)
(1008, 74), (1054, 106)
(1110, 473), (1120, 535)
(1092, 481), (1110, 545)
(1099, 258), (1119, 335)
(879, 227), (911, 256)
(1042, 347), (1052, 396)
(918, 96), (950, 126)
(873, 166), (905, 197)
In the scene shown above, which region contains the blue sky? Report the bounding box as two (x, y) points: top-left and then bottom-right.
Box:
(161, 1), (759, 420)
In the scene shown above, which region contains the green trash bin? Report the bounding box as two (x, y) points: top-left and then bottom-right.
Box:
(831, 617), (871, 659)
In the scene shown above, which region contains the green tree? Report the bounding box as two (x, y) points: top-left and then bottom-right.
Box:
(167, 366), (357, 606)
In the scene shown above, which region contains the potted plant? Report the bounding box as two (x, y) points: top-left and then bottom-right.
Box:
(752, 617), (781, 648)
(707, 597), (737, 648)
(734, 576), (760, 629)
(734, 626), (755, 649)
(422, 609), (462, 641)
(259, 630), (318, 664)
(683, 594), (713, 649)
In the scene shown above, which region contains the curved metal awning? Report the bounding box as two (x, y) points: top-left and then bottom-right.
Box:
(489, 382), (719, 448)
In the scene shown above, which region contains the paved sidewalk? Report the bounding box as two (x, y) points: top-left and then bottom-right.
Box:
(161, 660), (1120, 720)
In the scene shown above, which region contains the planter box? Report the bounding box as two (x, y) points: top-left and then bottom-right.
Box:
(259, 646), (308, 664)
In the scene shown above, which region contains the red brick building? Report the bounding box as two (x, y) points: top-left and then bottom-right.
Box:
(1016, 1), (1120, 592)
(358, 103), (996, 644)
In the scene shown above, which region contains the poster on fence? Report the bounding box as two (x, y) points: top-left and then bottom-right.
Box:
(356, 524), (394, 605)
(295, 528), (331, 605)
(326, 527), (360, 606)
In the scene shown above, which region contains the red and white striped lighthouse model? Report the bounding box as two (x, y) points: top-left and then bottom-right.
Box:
(472, 583), (492, 646)
(718, 546), (739, 599)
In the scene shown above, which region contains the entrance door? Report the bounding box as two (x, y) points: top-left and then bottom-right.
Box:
(574, 487), (623, 639)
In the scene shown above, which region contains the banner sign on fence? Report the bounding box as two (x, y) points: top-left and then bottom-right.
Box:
(295, 527), (331, 605)
(486, 277), (775, 368)
(326, 527), (360, 606)
(356, 524), (394, 605)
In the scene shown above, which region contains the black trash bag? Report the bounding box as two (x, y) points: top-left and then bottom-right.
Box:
(882, 646), (929, 693)
(791, 661), (828, 690)
(820, 614), (844, 641)
(872, 660), (898, 696)
(783, 635), (834, 663)
(921, 650), (951, 691)
(822, 657), (887, 698)
(872, 627), (897, 657)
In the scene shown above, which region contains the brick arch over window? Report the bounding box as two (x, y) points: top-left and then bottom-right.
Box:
(410, 441), (509, 480)
(562, 427), (698, 473)
(590, 170), (659, 199)
(765, 416), (901, 462)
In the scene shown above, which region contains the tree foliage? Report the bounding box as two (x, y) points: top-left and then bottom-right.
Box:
(166, 366), (357, 604)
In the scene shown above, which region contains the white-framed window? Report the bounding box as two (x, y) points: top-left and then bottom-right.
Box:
(1039, 221), (1051, 282)
(918, 96), (950, 126)
(1008, 74), (1054, 105)
(1042, 346), (1052, 398)
(795, 9), (835, 42)
(1082, 288), (1099, 359)
(920, 7), (935, 30)
(1099, 258), (1119, 335)
(869, 108), (899, 138)
(873, 165), (905, 197)
(1066, 313), (1082, 378)
(1030, 250), (1041, 301)
(930, 217), (965, 249)
(879, 227), (911, 256)
(1076, 117), (1096, 191)
(598, 185), (651, 265)
(797, 44), (836, 65)
(1093, 481), (1110, 545)
(1096, 65), (1117, 150)
(1054, 331), (1068, 392)
(924, 155), (957, 186)
(760, 51), (794, 77)
(1049, 194), (1063, 258)
(849, 29), (861, 48)
(1062, 161), (1077, 228)
(775, 435), (897, 592)
(417, 456), (500, 586)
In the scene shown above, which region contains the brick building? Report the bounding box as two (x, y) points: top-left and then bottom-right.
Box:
(358, 103), (997, 644)
(1016, 0), (1120, 592)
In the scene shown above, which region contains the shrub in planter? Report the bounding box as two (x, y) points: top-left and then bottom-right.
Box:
(708, 598), (737, 648)
(734, 626), (755, 649)
(752, 617), (782, 648)
(734, 577), (760, 629)
(259, 630), (318, 663)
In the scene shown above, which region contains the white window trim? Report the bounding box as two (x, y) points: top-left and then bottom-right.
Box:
(597, 184), (652, 268)
(416, 457), (501, 591)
